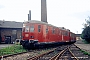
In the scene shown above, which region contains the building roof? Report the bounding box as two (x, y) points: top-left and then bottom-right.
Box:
(0, 20), (23, 28)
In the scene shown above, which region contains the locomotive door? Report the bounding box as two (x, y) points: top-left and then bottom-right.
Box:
(62, 31), (64, 42)
(5, 36), (11, 44)
(46, 26), (49, 42)
(42, 25), (49, 42)
(38, 25), (43, 42)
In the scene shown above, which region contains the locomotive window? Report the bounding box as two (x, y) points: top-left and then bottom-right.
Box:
(57, 29), (59, 34)
(38, 25), (41, 32)
(65, 32), (68, 36)
(30, 25), (34, 32)
(25, 26), (29, 32)
(59, 31), (61, 35)
(70, 33), (72, 37)
(46, 27), (48, 33)
(38, 25), (41, 28)
(56, 29), (57, 34)
(38, 29), (40, 32)
(70, 33), (73, 37)
(67, 32), (68, 36)
(63, 32), (65, 36)
(63, 32), (65, 35)
(52, 28), (55, 34)
(62, 32), (63, 35)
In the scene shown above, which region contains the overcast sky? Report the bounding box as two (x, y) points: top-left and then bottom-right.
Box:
(0, 0), (90, 34)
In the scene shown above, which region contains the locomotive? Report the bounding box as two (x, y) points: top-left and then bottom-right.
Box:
(20, 20), (76, 49)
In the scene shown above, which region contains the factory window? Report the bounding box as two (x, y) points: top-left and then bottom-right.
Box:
(30, 25), (34, 32)
(25, 26), (29, 32)
(12, 30), (17, 34)
(46, 27), (48, 33)
(38, 25), (41, 32)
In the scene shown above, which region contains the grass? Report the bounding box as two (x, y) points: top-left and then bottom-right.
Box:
(0, 44), (27, 56)
(80, 49), (90, 56)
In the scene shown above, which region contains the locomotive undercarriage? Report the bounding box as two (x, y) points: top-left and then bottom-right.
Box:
(20, 40), (76, 50)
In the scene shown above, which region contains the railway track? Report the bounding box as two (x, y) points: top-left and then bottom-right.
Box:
(68, 44), (90, 60)
(27, 45), (70, 60)
(28, 44), (90, 60)
(0, 47), (57, 60)
(0, 44), (90, 60)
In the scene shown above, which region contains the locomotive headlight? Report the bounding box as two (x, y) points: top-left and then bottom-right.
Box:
(25, 34), (29, 37)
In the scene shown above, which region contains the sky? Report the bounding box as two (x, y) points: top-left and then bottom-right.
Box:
(0, 0), (90, 34)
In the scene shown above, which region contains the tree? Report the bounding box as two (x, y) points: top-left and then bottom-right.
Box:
(81, 16), (90, 43)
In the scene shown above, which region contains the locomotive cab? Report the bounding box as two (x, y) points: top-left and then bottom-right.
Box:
(20, 22), (38, 49)
(23, 25), (35, 40)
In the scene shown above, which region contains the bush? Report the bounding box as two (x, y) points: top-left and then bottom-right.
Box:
(82, 40), (90, 44)
(81, 26), (90, 43)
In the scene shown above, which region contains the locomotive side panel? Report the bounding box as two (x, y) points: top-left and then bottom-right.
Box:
(33, 24), (38, 40)
(48, 26), (57, 42)
(61, 30), (65, 42)
(69, 32), (76, 42)
(56, 28), (60, 42)
(51, 26), (56, 42)
(29, 24), (35, 40)
(46, 26), (49, 42)
(37, 24), (43, 42)
(42, 25), (49, 42)
(54, 27), (58, 42)
(58, 29), (62, 42)
(48, 26), (52, 42)
(65, 31), (70, 42)
(68, 32), (71, 41)
(61, 30), (69, 42)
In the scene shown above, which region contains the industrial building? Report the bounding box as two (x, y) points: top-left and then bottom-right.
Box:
(0, 20), (23, 44)
(75, 34), (82, 40)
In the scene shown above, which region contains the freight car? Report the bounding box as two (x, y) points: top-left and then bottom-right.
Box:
(20, 20), (76, 49)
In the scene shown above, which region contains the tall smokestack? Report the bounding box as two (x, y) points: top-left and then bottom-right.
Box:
(28, 10), (31, 21)
(41, 0), (47, 23)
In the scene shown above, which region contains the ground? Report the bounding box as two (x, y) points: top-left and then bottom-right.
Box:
(0, 44), (13, 49)
(0, 40), (90, 54)
(75, 40), (90, 53)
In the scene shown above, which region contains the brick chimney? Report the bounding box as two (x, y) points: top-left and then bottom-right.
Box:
(41, 0), (47, 23)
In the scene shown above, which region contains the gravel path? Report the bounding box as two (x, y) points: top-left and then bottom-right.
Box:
(75, 40), (90, 53)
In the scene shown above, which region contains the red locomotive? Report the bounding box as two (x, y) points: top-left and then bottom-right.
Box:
(20, 20), (76, 49)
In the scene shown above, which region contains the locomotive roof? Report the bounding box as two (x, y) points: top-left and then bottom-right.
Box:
(24, 20), (57, 27)
(23, 20), (70, 31)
